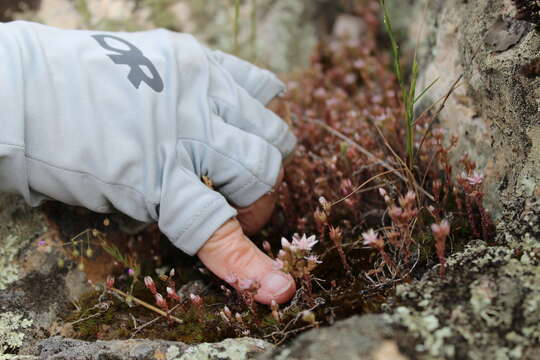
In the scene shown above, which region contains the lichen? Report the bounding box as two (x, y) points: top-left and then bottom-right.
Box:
(386, 238), (540, 359)
(166, 338), (269, 360)
(0, 312), (33, 356)
(0, 195), (48, 291)
(0, 236), (22, 290)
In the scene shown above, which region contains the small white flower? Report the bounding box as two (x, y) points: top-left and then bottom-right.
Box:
(305, 255), (322, 264)
(292, 234), (318, 251)
(362, 229), (379, 246)
(466, 172), (484, 186)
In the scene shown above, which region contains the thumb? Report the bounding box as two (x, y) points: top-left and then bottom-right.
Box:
(197, 218), (296, 305)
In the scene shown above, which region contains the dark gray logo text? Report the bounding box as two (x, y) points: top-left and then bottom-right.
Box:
(92, 34), (164, 93)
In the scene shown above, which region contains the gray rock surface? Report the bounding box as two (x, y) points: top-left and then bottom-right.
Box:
(258, 315), (408, 360)
(0, 194), (90, 357)
(14, 0), (321, 73)
(28, 336), (270, 360)
(392, 0), (539, 221)
(386, 235), (540, 359)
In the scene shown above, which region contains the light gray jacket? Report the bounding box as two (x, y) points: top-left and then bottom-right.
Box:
(0, 21), (295, 255)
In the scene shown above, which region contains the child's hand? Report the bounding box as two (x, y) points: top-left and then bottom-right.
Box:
(0, 21), (296, 303)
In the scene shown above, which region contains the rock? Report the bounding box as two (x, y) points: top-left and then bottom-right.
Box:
(12, 0), (323, 73)
(386, 234), (540, 360)
(391, 0), (539, 222)
(333, 14), (367, 42)
(0, 195), (91, 357)
(29, 336), (271, 360)
(258, 315), (408, 360)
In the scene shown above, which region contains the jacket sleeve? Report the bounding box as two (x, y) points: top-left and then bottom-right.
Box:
(0, 23), (31, 202)
(0, 21), (240, 255)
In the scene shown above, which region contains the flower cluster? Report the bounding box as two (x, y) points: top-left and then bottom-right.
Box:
(275, 234), (320, 280)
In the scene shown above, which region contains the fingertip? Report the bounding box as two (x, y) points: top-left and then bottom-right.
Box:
(256, 271), (296, 305)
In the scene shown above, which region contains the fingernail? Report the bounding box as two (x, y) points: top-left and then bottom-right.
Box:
(260, 271), (293, 296)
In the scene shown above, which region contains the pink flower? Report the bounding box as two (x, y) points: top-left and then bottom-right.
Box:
(291, 234), (318, 251)
(38, 240), (46, 246)
(378, 188), (387, 197)
(354, 59), (366, 69)
(431, 219), (451, 238)
(305, 255), (322, 264)
(281, 237), (292, 249)
(389, 206), (403, 218)
(362, 229), (379, 246)
(313, 87), (327, 99)
(405, 191), (416, 203)
(466, 172), (484, 186)
(127, 268), (135, 277)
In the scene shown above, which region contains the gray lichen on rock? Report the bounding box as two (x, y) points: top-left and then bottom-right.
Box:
(386, 237), (540, 359)
(0, 195), (47, 290)
(0, 235), (23, 290)
(29, 336), (270, 360)
(0, 312), (33, 356)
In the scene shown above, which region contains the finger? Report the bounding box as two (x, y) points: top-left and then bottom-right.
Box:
(207, 48), (285, 105)
(182, 113), (282, 208)
(237, 168), (284, 236)
(197, 218), (296, 304)
(208, 64), (296, 158)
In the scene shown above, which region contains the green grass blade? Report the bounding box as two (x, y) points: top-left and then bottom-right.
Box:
(414, 77), (439, 104)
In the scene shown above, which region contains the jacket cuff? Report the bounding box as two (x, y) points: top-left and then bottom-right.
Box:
(168, 195), (237, 256)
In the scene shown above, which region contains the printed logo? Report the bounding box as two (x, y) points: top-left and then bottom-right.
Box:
(92, 34), (164, 93)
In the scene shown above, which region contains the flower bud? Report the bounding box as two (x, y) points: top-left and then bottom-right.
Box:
(166, 287), (180, 301)
(319, 197), (332, 213)
(144, 276), (157, 295)
(106, 276), (115, 289)
(314, 208), (327, 224)
(302, 310), (316, 325)
(190, 293), (203, 306)
(155, 293), (168, 311)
